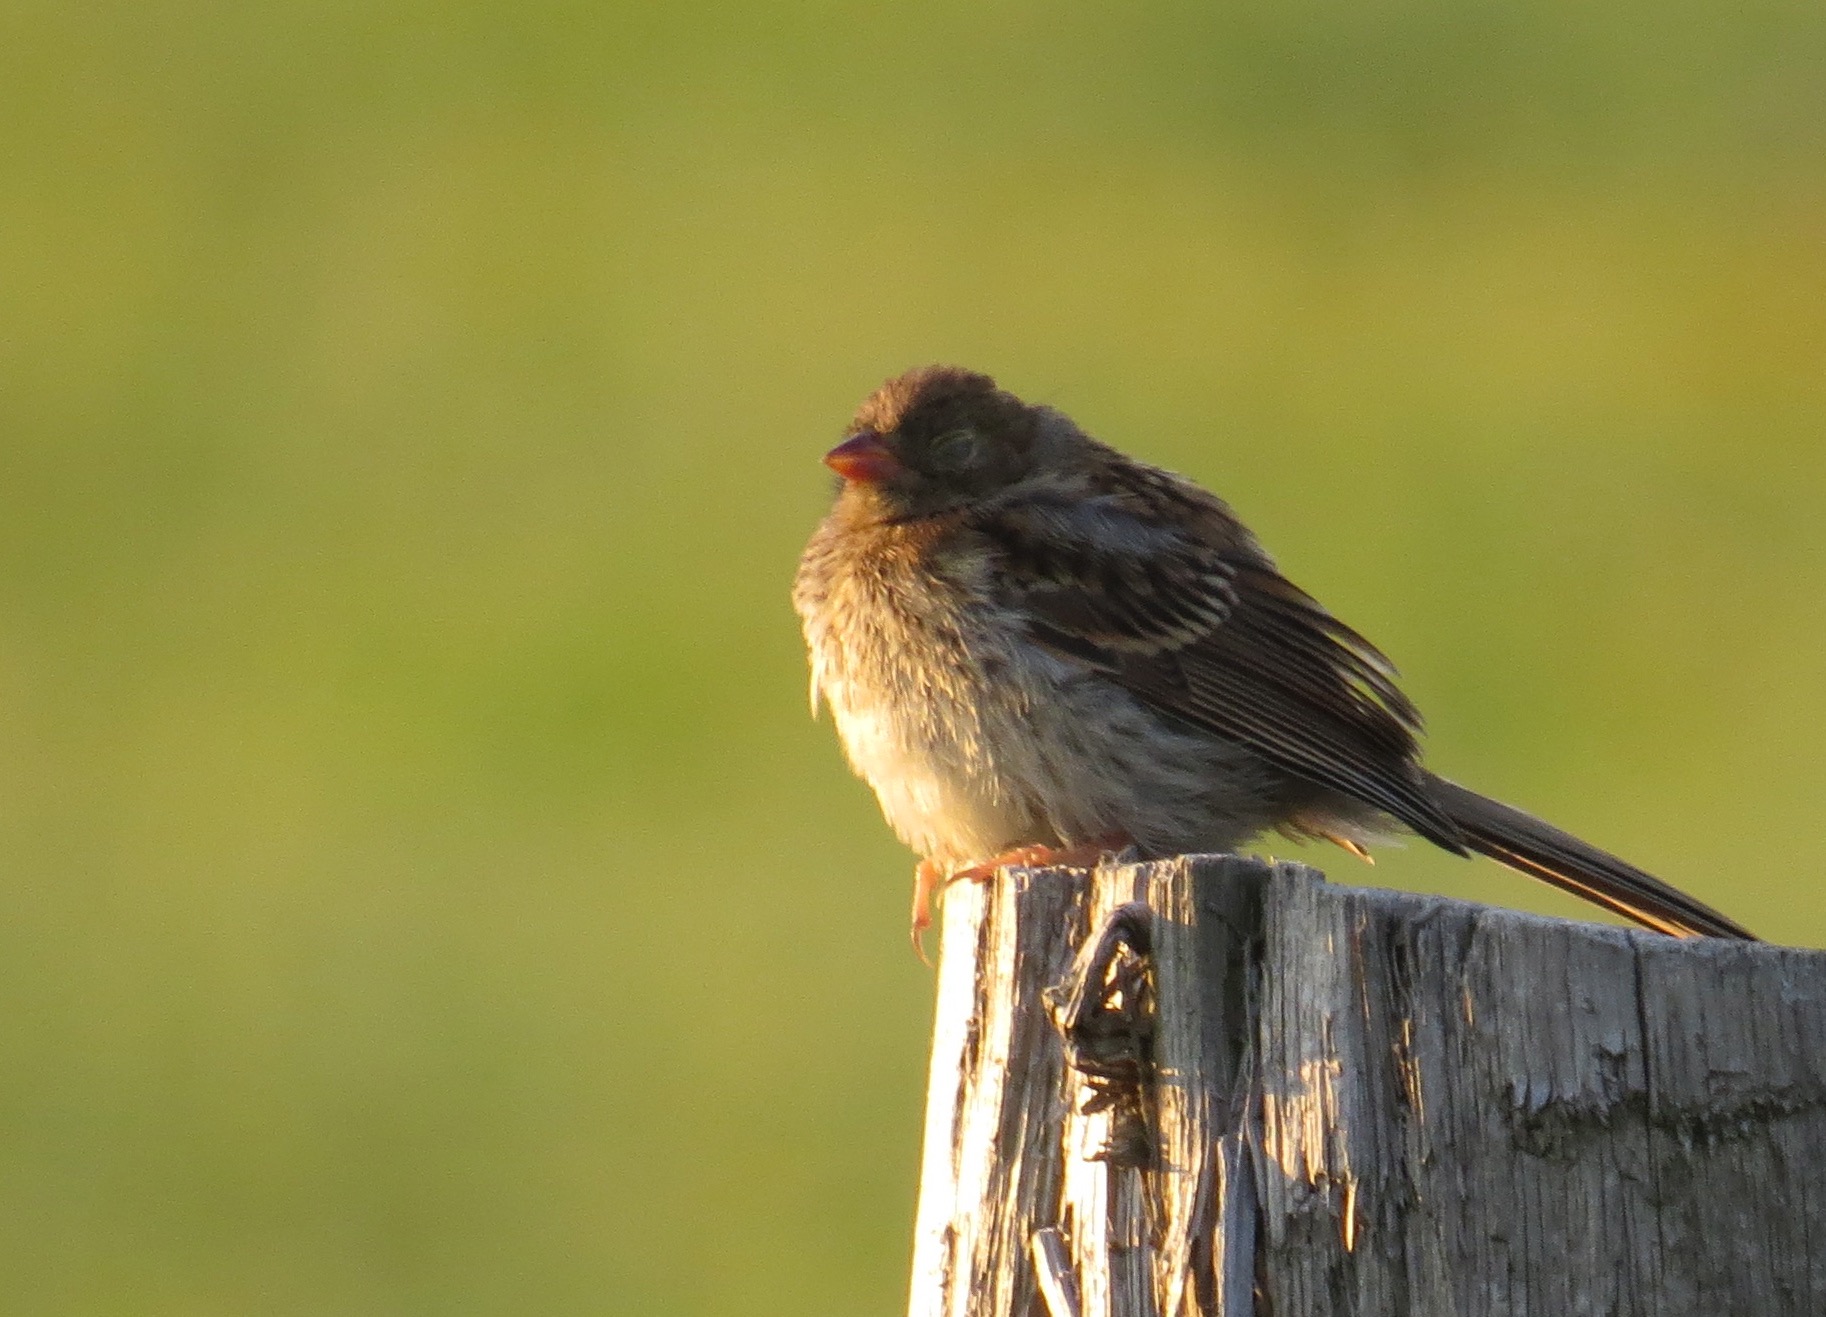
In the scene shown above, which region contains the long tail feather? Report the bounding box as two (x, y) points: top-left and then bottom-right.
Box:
(1423, 772), (1755, 940)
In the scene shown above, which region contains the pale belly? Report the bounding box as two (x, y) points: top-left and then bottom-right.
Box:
(808, 595), (1277, 865)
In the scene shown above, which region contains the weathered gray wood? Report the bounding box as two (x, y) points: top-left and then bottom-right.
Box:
(907, 854), (1826, 1317)
(909, 865), (1084, 1317)
(909, 857), (1263, 1317)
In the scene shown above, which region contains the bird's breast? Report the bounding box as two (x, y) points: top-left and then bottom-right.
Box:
(794, 518), (1045, 860)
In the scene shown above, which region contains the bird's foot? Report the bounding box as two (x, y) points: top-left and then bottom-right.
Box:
(909, 837), (1131, 965)
(1319, 831), (1376, 865)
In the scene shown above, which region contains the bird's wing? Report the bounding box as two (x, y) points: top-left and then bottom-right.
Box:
(976, 485), (1465, 848)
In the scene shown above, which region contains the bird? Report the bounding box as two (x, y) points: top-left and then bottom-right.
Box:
(792, 365), (1755, 955)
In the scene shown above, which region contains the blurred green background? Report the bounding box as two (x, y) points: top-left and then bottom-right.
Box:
(4, 0), (1824, 1312)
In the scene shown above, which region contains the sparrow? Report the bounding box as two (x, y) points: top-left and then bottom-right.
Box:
(793, 365), (1755, 953)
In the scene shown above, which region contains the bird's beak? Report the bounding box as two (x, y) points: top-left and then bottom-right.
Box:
(823, 431), (903, 483)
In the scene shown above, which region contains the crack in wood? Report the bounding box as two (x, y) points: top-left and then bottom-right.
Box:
(1049, 901), (1160, 1169)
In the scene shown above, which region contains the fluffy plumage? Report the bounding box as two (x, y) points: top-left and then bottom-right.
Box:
(794, 365), (1754, 945)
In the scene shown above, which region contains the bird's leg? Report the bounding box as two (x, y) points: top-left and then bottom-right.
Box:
(910, 836), (1132, 964)
(910, 859), (949, 964)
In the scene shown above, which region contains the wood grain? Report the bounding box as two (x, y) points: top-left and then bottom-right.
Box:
(907, 855), (1826, 1317)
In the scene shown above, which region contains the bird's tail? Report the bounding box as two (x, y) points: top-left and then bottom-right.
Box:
(1422, 771), (1755, 940)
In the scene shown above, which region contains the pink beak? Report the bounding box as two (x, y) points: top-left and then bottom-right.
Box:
(823, 431), (903, 483)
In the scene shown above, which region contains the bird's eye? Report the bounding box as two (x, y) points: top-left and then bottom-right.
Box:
(928, 428), (981, 470)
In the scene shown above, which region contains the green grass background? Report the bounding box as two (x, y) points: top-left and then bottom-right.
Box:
(4, 1), (1825, 1312)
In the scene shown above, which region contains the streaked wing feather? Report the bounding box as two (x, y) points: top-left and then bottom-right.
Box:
(979, 484), (1464, 849)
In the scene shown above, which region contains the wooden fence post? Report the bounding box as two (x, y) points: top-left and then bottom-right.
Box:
(906, 854), (1826, 1316)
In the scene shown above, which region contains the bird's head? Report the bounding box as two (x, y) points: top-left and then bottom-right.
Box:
(823, 366), (1051, 518)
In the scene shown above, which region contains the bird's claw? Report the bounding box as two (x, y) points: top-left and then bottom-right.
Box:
(908, 839), (1132, 966)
